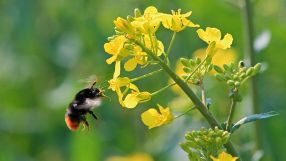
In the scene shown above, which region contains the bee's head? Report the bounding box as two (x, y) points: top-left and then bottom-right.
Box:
(75, 88), (103, 101)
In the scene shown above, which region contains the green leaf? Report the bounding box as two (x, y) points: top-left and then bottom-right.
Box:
(231, 111), (279, 133)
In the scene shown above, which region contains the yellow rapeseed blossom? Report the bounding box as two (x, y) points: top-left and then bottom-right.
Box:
(106, 153), (154, 161)
(123, 36), (164, 72)
(104, 36), (130, 64)
(193, 48), (237, 74)
(108, 77), (131, 105)
(122, 85), (151, 108)
(162, 9), (199, 32)
(131, 6), (162, 34)
(197, 27), (233, 50)
(124, 46), (148, 71)
(108, 77), (151, 108)
(141, 104), (173, 129)
(211, 151), (238, 161)
(114, 17), (134, 34)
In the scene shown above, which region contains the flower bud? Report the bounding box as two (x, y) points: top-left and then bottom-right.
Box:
(238, 61), (245, 68)
(180, 58), (191, 67)
(227, 80), (235, 86)
(213, 65), (223, 73)
(134, 8), (142, 17)
(246, 67), (254, 76)
(183, 67), (192, 73)
(253, 63), (262, 74)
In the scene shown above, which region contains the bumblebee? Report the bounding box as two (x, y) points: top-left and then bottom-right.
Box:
(65, 82), (103, 131)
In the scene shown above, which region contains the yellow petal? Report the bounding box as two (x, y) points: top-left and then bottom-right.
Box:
(137, 92), (151, 102)
(124, 58), (137, 71)
(197, 27), (221, 44)
(129, 83), (139, 91)
(123, 93), (139, 108)
(181, 11), (192, 17)
(144, 6), (158, 15)
(217, 33), (233, 49)
(141, 108), (163, 129)
(113, 61), (121, 78)
(106, 55), (117, 64)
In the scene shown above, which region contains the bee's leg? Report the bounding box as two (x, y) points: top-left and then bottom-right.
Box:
(80, 116), (89, 131)
(88, 110), (98, 120)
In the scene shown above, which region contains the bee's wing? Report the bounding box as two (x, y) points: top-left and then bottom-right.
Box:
(78, 75), (97, 88)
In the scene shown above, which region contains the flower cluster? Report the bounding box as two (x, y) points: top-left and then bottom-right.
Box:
(214, 61), (261, 102)
(180, 127), (231, 161)
(104, 6), (233, 129)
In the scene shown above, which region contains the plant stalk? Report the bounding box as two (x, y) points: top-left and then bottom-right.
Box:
(135, 40), (241, 159)
(226, 98), (237, 131)
(242, 0), (262, 150)
(131, 69), (162, 82)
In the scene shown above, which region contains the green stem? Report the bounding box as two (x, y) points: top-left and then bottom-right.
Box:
(130, 69), (162, 82)
(226, 98), (237, 131)
(242, 0), (262, 150)
(134, 40), (240, 159)
(166, 32), (177, 57)
(151, 82), (176, 96)
(200, 81), (206, 106)
(174, 106), (196, 119)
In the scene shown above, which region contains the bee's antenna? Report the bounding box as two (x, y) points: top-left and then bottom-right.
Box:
(90, 80), (97, 89)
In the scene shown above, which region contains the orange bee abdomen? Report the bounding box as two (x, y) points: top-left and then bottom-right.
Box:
(65, 116), (80, 131)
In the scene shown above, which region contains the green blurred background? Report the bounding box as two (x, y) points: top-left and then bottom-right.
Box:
(0, 0), (285, 161)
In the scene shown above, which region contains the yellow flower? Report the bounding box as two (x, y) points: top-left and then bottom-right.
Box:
(193, 48), (237, 74)
(143, 35), (164, 56)
(108, 77), (151, 108)
(197, 27), (233, 50)
(106, 153), (154, 161)
(123, 36), (164, 72)
(124, 46), (148, 71)
(131, 6), (162, 34)
(211, 151), (238, 161)
(141, 104), (173, 129)
(114, 17), (134, 34)
(162, 9), (199, 32)
(108, 77), (131, 105)
(104, 35), (130, 64)
(123, 85), (151, 108)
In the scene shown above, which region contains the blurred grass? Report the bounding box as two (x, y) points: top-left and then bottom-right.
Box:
(0, 0), (285, 161)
